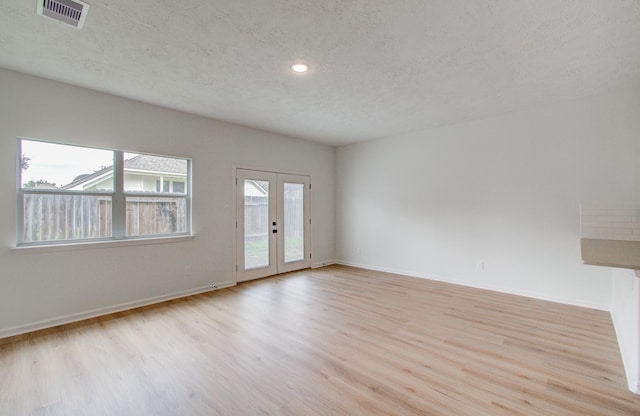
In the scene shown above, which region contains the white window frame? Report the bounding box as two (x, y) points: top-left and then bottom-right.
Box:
(17, 138), (192, 246)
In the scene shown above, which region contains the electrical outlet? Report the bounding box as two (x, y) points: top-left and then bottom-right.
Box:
(185, 265), (192, 277)
(477, 260), (485, 271)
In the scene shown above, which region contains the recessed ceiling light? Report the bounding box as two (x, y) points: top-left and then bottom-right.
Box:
(291, 63), (310, 73)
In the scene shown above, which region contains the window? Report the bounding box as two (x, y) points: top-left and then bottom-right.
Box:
(155, 180), (169, 192)
(18, 139), (191, 245)
(173, 182), (185, 193)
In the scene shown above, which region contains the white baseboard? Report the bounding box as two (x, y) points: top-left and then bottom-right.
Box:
(311, 260), (337, 269)
(0, 281), (236, 340)
(335, 260), (609, 311)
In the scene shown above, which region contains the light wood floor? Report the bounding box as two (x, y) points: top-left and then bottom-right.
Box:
(1, 265), (639, 415)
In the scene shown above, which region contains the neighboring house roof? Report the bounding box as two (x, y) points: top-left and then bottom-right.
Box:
(244, 180), (268, 197)
(61, 154), (187, 190)
(61, 169), (110, 190)
(124, 154), (187, 174)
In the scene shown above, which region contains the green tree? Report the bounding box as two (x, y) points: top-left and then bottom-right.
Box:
(23, 179), (57, 189)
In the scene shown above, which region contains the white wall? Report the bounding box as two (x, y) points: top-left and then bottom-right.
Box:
(336, 89), (640, 310)
(0, 68), (335, 337)
(611, 268), (640, 393)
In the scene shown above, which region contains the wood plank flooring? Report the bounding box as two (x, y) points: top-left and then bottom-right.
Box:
(1, 265), (639, 415)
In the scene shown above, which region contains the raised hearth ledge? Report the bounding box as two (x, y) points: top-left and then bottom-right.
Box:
(581, 238), (640, 270)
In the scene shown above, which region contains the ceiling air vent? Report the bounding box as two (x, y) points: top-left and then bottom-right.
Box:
(37, 0), (90, 29)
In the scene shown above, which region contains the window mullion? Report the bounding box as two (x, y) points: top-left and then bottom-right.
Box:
(112, 151), (125, 238)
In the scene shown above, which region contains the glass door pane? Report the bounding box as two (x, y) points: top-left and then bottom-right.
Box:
(244, 179), (270, 270)
(277, 174), (310, 274)
(236, 169), (277, 282)
(283, 182), (304, 263)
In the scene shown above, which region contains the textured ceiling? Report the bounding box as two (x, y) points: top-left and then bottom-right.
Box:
(1, 1), (639, 146)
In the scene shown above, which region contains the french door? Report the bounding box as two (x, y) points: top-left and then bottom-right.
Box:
(236, 169), (311, 282)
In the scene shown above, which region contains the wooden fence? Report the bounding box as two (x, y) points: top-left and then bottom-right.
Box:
(22, 194), (186, 242)
(126, 196), (187, 236)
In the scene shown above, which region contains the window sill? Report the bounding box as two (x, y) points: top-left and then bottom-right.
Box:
(12, 235), (195, 255)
